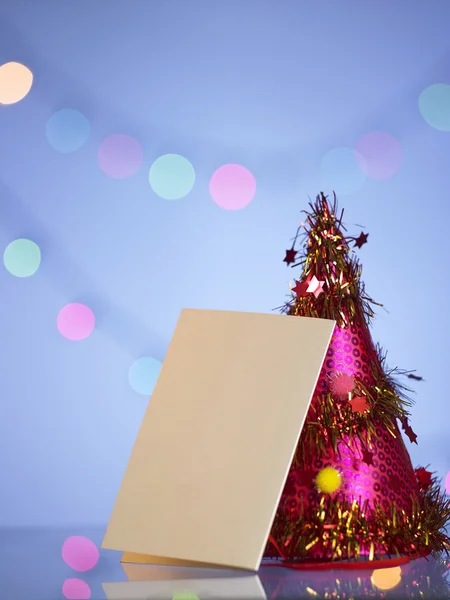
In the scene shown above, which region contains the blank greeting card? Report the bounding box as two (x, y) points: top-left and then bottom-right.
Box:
(102, 308), (335, 571)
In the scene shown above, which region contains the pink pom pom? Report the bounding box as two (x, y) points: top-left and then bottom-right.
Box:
(329, 372), (355, 399)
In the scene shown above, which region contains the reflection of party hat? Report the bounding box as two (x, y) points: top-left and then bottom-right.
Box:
(264, 193), (450, 567)
(260, 555), (450, 599)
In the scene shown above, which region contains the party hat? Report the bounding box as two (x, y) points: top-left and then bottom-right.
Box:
(264, 193), (450, 568)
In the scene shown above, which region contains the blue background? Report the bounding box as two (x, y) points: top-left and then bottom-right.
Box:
(1, 0), (450, 532)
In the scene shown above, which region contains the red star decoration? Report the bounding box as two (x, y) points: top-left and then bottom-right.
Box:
(361, 447), (374, 466)
(354, 232), (369, 249)
(404, 424), (418, 444)
(283, 248), (297, 266)
(415, 467), (433, 490)
(307, 275), (325, 297)
(389, 474), (402, 493)
(292, 280), (309, 297)
(349, 396), (369, 414)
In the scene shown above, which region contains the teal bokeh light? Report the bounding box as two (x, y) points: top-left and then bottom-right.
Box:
(419, 83), (450, 132)
(149, 154), (195, 200)
(46, 108), (90, 153)
(320, 146), (367, 196)
(3, 238), (41, 277)
(128, 357), (162, 396)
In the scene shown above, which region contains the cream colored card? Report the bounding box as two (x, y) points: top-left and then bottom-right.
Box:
(102, 309), (335, 571)
(103, 574), (267, 600)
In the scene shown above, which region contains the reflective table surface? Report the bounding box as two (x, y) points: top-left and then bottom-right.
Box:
(1, 527), (449, 599)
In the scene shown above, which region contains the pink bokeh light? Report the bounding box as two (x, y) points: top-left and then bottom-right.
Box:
(62, 578), (91, 599)
(62, 536), (99, 572)
(354, 131), (402, 180)
(98, 134), (143, 179)
(445, 471), (450, 494)
(209, 164), (256, 210)
(57, 303), (95, 341)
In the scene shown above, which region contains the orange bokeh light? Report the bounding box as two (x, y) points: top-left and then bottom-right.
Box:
(0, 61), (33, 105)
(371, 565), (402, 590)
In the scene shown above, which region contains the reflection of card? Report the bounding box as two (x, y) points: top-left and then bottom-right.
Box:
(120, 562), (241, 581)
(102, 575), (267, 600)
(102, 309), (335, 571)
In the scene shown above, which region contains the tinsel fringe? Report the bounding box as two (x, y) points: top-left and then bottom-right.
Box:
(266, 474), (450, 564)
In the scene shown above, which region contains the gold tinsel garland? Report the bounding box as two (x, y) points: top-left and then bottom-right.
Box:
(297, 394), (395, 466)
(267, 475), (450, 563)
(280, 193), (382, 329)
(293, 347), (415, 465)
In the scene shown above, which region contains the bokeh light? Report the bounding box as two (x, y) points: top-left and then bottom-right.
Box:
(3, 238), (41, 277)
(57, 303), (95, 341)
(209, 164), (256, 210)
(419, 83), (450, 131)
(98, 134), (143, 179)
(62, 536), (99, 572)
(128, 357), (162, 396)
(355, 131), (403, 180)
(62, 579), (91, 600)
(0, 61), (33, 104)
(149, 154), (195, 200)
(445, 470), (450, 494)
(320, 147), (367, 196)
(46, 109), (90, 153)
(370, 566), (402, 591)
